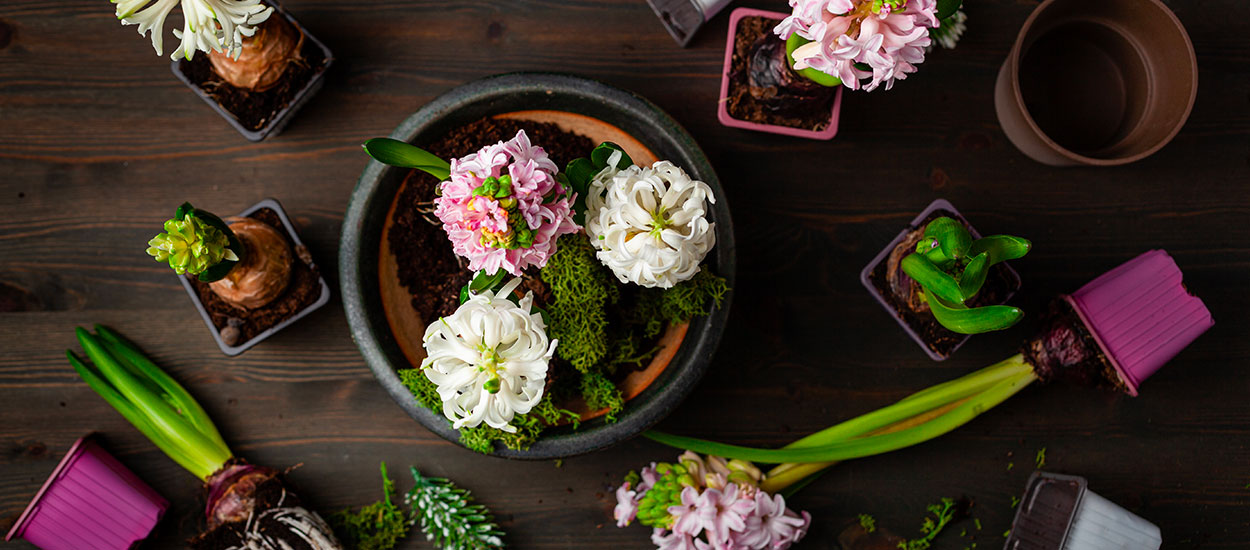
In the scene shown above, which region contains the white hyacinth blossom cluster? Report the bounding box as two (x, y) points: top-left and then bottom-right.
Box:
(115, 0), (274, 60)
(421, 278), (555, 433)
(586, 153), (717, 289)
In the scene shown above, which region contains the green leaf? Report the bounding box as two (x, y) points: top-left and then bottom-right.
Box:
(958, 252), (989, 299)
(901, 254), (965, 305)
(936, 0), (963, 21)
(786, 34), (842, 87)
(924, 291), (1023, 334)
(565, 158), (597, 192)
(362, 138), (452, 181)
(591, 142), (632, 170)
(968, 235), (1032, 266)
(186, 206), (244, 282)
(468, 270), (506, 294)
(924, 217), (972, 261)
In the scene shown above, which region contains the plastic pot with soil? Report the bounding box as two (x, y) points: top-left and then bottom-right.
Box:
(112, 0), (332, 141)
(147, 199), (330, 355)
(719, 1), (970, 139)
(861, 199), (1025, 361)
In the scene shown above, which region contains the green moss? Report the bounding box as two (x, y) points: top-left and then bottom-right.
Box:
(542, 234), (619, 372)
(328, 463), (408, 550)
(581, 370), (624, 422)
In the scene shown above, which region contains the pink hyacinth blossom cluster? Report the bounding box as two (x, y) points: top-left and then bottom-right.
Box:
(774, 0), (940, 91)
(614, 454), (811, 550)
(433, 130), (580, 276)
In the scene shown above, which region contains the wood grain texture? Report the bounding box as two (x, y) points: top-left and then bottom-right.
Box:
(2, 0), (1249, 548)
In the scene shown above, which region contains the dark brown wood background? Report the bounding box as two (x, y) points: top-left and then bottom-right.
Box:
(2, 0), (1247, 548)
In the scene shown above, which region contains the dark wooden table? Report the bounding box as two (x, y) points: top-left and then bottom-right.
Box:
(2, 1), (1247, 548)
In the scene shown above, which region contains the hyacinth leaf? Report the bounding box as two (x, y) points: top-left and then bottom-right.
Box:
(565, 159), (596, 225)
(786, 34), (842, 87)
(901, 254), (965, 305)
(188, 207), (244, 282)
(362, 138), (452, 181)
(924, 217), (972, 261)
(917, 238), (956, 269)
(969, 235), (1032, 266)
(936, 0), (963, 20)
(959, 252), (990, 299)
(590, 142), (633, 170)
(924, 291), (1022, 334)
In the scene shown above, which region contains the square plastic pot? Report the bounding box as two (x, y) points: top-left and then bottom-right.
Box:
(170, 1), (334, 142)
(5, 435), (168, 550)
(859, 199), (1022, 361)
(1005, 471), (1162, 550)
(717, 8), (843, 140)
(178, 198), (331, 356)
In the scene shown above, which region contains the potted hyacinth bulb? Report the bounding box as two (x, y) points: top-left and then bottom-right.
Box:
(114, 0), (333, 140)
(719, 0), (968, 139)
(361, 131), (727, 453)
(147, 200), (329, 354)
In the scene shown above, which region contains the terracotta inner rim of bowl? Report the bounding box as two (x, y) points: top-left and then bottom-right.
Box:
(1006, 0), (1196, 165)
(378, 109), (690, 423)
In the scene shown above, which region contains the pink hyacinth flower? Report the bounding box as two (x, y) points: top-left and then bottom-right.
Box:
(432, 130), (580, 276)
(614, 482), (640, 527)
(652, 528), (701, 550)
(695, 483), (757, 545)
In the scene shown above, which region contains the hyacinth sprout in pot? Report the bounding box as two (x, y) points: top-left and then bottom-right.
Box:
(66, 325), (342, 550)
(615, 250), (1213, 548)
(362, 129), (728, 453)
(721, 0), (968, 136)
(147, 201), (328, 354)
(114, 0), (332, 139)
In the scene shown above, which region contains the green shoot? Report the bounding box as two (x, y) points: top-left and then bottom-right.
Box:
(146, 202), (243, 282)
(565, 142), (633, 225)
(859, 514), (877, 533)
(330, 462), (409, 550)
(1035, 447), (1047, 469)
(362, 138), (452, 181)
(67, 325), (232, 480)
(406, 467), (504, 550)
(897, 498), (960, 550)
(901, 217), (1031, 335)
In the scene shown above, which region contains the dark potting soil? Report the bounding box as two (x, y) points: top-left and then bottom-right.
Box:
(868, 210), (1021, 358)
(725, 15), (836, 131)
(388, 116), (596, 324)
(1024, 298), (1125, 393)
(178, 21), (327, 132)
(189, 208), (322, 345)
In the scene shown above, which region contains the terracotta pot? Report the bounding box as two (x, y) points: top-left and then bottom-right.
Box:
(717, 8), (843, 141)
(994, 0), (1196, 166)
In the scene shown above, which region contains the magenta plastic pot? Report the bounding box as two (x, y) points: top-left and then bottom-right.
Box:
(6, 435), (168, 550)
(1064, 249), (1213, 395)
(717, 8), (843, 140)
(860, 199), (1022, 361)
(1005, 471), (1162, 550)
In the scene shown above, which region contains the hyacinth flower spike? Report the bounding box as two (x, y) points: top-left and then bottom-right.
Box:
(646, 250), (1213, 494)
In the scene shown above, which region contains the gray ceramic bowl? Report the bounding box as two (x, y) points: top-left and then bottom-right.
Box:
(340, 73), (735, 459)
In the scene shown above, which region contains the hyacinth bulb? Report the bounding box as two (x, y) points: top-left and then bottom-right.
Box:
(208, 217), (292, 309)
(208, 14), (303, 92)
(147, 216), (239, 276)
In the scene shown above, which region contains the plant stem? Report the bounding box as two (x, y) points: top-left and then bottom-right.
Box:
(645, 368), (1038, 465)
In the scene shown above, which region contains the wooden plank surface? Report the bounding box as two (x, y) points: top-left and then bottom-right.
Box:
(2, 0), (1248, 548)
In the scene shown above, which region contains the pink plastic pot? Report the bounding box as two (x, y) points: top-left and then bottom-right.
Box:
(1065, 249), (1213, 395)
(6, 435), (168, 550)
(717, 7), (843, 140)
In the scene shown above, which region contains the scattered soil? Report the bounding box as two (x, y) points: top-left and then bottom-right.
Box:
(868, 210), (1021, 358)
(725, 15), (836, 131)
(189, 208), (323, 346)
(177, 15), (327, 132)
(388, 117), (595, 324)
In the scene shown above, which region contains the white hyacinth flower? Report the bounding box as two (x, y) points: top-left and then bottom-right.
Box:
(586, 155), (716, 289)
(115, 0), (274, 60)
(421, 278), (555, 433)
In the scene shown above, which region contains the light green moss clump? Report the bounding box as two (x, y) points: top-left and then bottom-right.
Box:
(541, 234), (620, 372)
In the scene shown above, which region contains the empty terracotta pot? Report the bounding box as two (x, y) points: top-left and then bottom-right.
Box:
(995, 0), (1197, 166)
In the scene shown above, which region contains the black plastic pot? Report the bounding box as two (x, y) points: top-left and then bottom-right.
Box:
(340, 73), (736, 459)
(178, 198), (331, 355)
(860, 199), (1022, 361)
(170, 2), (333, 141)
